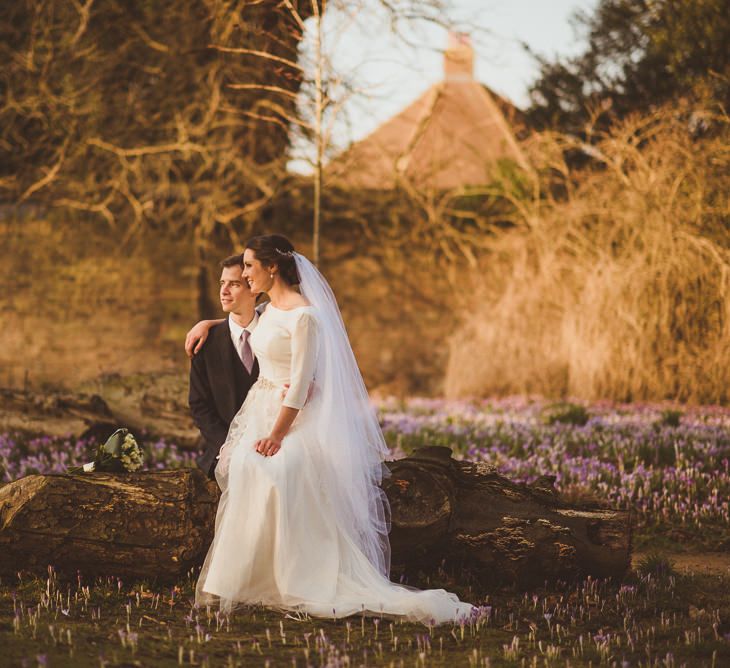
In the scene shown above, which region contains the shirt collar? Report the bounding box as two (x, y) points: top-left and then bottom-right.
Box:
(229, 312), (258, 339)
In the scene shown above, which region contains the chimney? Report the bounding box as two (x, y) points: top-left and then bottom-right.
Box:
(444, 32), (473, 81)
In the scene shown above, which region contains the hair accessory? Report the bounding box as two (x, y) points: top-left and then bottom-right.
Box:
(274, 248), (295, 258)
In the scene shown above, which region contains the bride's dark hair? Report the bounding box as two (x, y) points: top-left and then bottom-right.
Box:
(246, 234), (299, 285)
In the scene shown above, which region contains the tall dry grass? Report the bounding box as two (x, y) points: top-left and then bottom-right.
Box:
(446, 109), (730, 403)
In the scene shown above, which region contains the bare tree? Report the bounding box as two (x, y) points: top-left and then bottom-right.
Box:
(0, 0), (311, 318)
(210, 0), (460, 265)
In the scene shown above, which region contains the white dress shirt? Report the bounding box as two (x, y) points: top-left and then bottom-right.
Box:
(228, 312), (259, 359)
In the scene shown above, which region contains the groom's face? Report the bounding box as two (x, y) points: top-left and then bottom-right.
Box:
(219, 265), (256, 314)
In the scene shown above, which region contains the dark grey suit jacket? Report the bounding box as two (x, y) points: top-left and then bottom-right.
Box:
(188, 318), (259, 478)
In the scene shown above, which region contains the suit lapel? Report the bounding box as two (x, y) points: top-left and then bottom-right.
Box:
(218, 319), (238, 376)
(213, 320), (243, 421)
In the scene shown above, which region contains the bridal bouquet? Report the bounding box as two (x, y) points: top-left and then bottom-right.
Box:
(68, 428), (144, 474)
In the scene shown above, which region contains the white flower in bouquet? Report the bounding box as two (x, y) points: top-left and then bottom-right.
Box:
(118, 432), (144, 471)
(68, 428), (144, 474)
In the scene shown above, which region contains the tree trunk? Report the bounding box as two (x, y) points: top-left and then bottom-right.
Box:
(194, 238), (219, 322)
(0, 447), (632, 588)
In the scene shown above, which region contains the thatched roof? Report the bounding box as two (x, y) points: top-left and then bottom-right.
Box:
(327, 34), (530, 191)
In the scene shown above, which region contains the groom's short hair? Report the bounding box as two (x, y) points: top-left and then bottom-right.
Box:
(220, 253), (243, 268)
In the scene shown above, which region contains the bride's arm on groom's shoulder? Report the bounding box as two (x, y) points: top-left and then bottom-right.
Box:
(184, 319), (224, 358)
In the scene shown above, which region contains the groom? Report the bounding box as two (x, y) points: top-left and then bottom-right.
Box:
(188, 254), (260, 478)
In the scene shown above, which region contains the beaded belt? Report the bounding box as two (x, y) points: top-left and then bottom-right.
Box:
(255, 376), (279, 390)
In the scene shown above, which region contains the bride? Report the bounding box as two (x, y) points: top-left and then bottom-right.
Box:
(192, 234), (474, 624)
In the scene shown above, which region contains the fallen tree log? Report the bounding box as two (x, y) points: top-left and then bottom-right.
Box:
(0, 469), (218, 581)
(0, 447), (631, 588)
(383, 446), (631, 586)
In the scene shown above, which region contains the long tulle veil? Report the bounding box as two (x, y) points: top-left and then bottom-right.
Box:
(294, 252), (392, 577)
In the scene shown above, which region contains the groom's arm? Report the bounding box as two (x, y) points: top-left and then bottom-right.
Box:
(188, 352), (229, 454)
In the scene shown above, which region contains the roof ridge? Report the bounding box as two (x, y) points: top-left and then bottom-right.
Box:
(473, 83), (530, 171)
(395, 82), (444, 179)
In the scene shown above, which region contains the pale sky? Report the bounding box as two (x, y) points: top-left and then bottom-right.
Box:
(291, 0), (598, 169)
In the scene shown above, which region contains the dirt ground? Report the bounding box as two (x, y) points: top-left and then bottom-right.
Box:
(633, 550), (730, 576)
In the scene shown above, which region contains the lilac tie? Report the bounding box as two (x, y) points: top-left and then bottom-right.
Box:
(238, 330), (254, 374)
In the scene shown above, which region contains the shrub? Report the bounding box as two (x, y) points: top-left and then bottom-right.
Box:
(543, 402), (590, 426)
(446, 107), (730, 404)
(658, 409), (683, 428)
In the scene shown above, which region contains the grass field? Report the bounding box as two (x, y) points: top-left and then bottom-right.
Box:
(2, 398), (729, 666)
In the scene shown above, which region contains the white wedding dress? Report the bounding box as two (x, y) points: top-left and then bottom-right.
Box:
(195, 298), (474, 624)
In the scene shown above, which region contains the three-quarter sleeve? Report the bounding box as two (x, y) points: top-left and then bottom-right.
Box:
(282, 310), (319, 410)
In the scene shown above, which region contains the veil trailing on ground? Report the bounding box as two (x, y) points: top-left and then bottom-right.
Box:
(294, 252), (392, 578)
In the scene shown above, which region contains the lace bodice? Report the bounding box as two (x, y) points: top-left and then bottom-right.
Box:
(250, 304), (319, 410)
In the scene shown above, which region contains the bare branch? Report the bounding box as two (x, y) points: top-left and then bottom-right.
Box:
(207, 45), (304, 73)
(87, 137), (211, 158)
(228, 107), (313, 131)
(227, 83), (300, 99)
(70, 0), (94, 47)
(131, 23), (170, 53)
(53, 197), (116, 227)
(19, 139), (69, 202)
(282, 0), (307, 31)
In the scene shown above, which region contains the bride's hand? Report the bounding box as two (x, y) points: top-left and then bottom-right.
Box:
(254, 436), (282, 457)
(185, 319), (222, 358)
